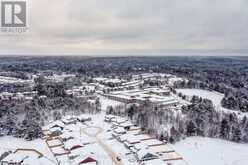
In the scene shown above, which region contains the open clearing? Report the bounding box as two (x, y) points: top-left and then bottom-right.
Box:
(173, 136), (248, 165)
(176, 88), (248, 117)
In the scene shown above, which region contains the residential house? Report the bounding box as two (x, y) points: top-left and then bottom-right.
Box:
(62, 116), (77, 125)
(72, 155), (98, 165)
(77, 115), (92, 123)
(142, 139), (165, 147)
(134, 134), (155, 141)
(64, 139), (84, 151)
(140, 158), (165, 165)
(0, 153), (28, 165)
(136, 149), (159, 162)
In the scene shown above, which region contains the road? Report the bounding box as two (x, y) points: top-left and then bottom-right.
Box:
(81, 126), (124, 165)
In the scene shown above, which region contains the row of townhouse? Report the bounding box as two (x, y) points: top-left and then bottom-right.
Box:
(105, 115), (189, 165)
(42, 115), (98, 165)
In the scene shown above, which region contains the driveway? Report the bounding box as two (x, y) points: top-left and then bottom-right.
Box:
(82, 126), (124, 165)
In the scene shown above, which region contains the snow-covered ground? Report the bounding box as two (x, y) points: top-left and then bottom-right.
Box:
(176, 88), (248, 117)
(176, 89), (223, 105)
(105, 139), (138, 165)
(173, 136), (248, 165)
(1, 95), (247, 165)
(0, 136), (56, 162)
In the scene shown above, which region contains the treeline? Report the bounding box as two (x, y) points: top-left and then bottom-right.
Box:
(1, 56), (247, 112)
(125, 97), (248, 143)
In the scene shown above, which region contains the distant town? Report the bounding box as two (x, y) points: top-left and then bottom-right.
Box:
(0, 56), (248, 165)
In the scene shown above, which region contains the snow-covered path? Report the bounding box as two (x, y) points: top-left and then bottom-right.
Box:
(82, 125), (123, 165)
(80, 96), (125, 165)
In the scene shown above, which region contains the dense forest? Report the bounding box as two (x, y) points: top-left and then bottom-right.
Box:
(0, 56), (247, 112)
(0, 78), (100, 140)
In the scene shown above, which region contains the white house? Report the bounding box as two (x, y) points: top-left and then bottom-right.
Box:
(104, 115), (116, 123)
(142, 139), (164, 147)
(123, 135), (141, 148)
(60, 132), (74, 142)
(72, 155), (98, 165)
(48, 121), (65, 130)
(48, 127), (63, 137)
(136, 149), (159, 162)
(119, 121), (134, 130)
(61, 116), (77, 125)
(118, 134), (129, 142)
(161, 152), (183, 161)
(133, 142), (148, 151)
(113, 127), (126, 135)
(0, 153), (28, 165)
(134, 134), (154, 141)
(64, 139), (84, 151)
(149, 145), (174, 154)
(77, 115), (92, 123)
(140, 158), (165, 165)
(111, 117), (128, 126)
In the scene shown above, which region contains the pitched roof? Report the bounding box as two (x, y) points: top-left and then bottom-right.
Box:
(126, 134), (141, 144)
(79, 157), (97, 164)
(1, 153), (28, 163)
(137, 149), (159, 161)
(142, 159), (165, 165)
(142, 139), (164, 146)
(64, 139), (83, 150)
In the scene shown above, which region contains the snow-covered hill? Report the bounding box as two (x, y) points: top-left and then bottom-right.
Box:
(176, 88), (248, 117)
(173, 136), (248, 165)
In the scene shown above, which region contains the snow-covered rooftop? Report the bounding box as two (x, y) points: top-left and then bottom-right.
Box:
(1, 152), (28, 163)
(64, 139), (83, 151)
(149, 145), (174, 153)
(142, 139), (164, 146)
(136, 148), (159, 161)
(134, 134), (154, 141)
(141, 158), (165, 165)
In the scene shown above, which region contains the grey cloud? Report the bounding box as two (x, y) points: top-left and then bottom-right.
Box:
(0, 0), (248, 55)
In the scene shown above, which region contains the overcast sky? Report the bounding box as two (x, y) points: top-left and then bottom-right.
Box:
(0, 0), (248, 56)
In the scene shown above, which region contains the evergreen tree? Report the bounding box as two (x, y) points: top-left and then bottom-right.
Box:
(220, 119), (230, 139)
(186, 121), (197, 136)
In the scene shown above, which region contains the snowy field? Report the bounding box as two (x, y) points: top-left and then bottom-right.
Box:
(176, 89), (224, 105)
(173, 136), (248, 165)
(176, 88), (248, 117)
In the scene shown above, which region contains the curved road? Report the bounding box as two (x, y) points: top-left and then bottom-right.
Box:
(81, 126), (124, 165)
